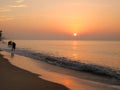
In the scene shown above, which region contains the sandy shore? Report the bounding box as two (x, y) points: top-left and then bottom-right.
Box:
(0, 53), (69, 90)
(0, 50), (120, 90)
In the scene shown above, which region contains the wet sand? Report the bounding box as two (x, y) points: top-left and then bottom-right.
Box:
(0, 53), (69, 90)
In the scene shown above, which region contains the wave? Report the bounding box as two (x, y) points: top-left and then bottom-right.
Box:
(1, 47), (120, 80)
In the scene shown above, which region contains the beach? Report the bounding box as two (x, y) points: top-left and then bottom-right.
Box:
(0, 50), (120, 90)
(0, 51), (68, 90)
(0, 0), (120, 89)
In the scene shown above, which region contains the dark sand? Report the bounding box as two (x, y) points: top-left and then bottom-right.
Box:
(0, 54), (69, 90)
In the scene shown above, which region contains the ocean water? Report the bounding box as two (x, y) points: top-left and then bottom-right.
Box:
(13, 40), (120, 69)
(1, 40), (120, 79)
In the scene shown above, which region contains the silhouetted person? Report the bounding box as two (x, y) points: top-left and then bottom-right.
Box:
(12, 42), (16, 51)
(8, 41), (12, 47)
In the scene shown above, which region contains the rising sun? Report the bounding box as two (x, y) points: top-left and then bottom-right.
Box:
(73, 33), (77, 37)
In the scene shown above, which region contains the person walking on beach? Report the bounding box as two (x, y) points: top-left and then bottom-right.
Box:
(12, 42), (16, 51)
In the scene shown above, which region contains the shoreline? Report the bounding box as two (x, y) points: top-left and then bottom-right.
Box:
(1, 51), (120, 90)
(3, 49), (120, 86)
(0, 52), (69, 90)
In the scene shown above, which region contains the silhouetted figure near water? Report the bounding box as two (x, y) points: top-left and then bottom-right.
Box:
(8, 41), (12, 47)
(12, 42), (16, 51)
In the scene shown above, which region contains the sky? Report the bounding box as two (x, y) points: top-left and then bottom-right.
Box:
(0, 0), (120, 40)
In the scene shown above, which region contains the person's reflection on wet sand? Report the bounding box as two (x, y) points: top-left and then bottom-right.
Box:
(11, 52), (14, 58)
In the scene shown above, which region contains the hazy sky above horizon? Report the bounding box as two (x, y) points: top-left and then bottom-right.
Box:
(0, 0), (120, 40)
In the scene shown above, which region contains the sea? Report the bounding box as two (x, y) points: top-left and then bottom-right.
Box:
(12, 40), (120, 68)
(1, 40), (120, 80)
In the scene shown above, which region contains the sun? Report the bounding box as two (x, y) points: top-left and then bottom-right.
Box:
(73, 33), (77, 37)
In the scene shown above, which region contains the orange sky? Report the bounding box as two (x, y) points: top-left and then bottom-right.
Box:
(0, 0), (120, 40)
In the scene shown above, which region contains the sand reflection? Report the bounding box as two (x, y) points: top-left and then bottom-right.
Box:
(11, 52), (15, 58)
(63, 78), (71, 86)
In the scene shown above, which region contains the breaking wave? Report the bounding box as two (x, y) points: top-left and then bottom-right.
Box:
(1, 47), (120, 80)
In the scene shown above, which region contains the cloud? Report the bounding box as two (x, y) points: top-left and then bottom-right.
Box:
(10, 4), (27, 8)
(9, 0), (27, 8)
(16, 0), (25, 3)
(0, 16), (14, 21)
(0, 0), (27, 22)
(0, 8), (11, 12)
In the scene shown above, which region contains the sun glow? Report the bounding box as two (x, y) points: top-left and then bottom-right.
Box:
(73, 33), (77, 37)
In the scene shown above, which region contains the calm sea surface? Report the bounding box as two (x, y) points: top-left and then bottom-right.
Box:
(13, 40), (120, 69)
